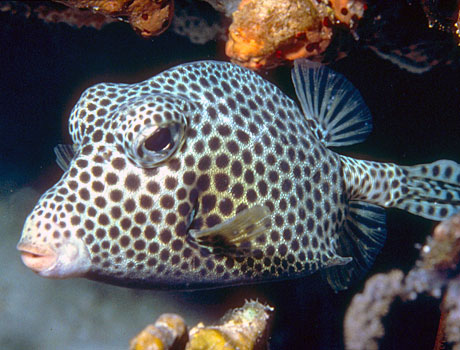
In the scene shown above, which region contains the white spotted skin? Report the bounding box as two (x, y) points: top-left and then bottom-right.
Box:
(18, 61), (353, 289)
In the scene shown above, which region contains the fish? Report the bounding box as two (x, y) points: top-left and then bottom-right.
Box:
(17, 59), (460, 291)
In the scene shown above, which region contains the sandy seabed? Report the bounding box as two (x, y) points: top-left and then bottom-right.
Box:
(0, 186), (209, 350)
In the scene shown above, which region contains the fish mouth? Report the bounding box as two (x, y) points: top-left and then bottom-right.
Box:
(17, 239), (91, 278)
(17, 244), (57, 274)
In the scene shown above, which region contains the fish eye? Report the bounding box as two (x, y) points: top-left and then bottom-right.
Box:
(130, 121), (186, 168)
(143, 127), (173, 152)
(119, 94), (191, 168)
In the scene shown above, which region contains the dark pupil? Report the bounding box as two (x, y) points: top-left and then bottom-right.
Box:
(144, 127), (172, 152)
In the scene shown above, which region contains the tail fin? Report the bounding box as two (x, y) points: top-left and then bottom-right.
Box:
(396, 160), (460, 220)
(327, 158), (460, 291)
(341, 157), (460, 221)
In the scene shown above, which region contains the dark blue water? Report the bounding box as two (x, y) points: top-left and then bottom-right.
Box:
(1, 2), (459, 349)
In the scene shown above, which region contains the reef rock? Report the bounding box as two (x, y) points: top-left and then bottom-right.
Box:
(225, 0), (366, 69)
(53, 0), (174, 37)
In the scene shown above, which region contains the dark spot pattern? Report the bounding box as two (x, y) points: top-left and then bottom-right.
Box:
(20, 59), (457, 294)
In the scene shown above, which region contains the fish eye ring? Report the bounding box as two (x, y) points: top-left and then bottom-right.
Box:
(129, 120), (187, 168)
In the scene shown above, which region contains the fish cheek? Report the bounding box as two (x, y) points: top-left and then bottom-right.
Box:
(123, 175), (197, 273)
(66, 147), (194, 277)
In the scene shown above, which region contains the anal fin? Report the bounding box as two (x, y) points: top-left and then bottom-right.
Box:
(189, 205), (271, 257)
(321, 201), (387, 292)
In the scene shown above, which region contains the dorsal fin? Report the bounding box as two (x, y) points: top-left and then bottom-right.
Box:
(189, 205), (271, 257)
(291, 59), (372, 147)
(54, 144), (75, 171)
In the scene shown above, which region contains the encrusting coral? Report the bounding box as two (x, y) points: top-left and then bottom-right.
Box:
(38, 3), (116, 29)
(0, 1), (116, 29)
(344, 213), (460, 350)
(130, 300), (273, 350)
(5, 1), (459, 71)
(171, 0), (227, 44)
(3, 0), (367, 68)
(421, 0), (460, 44)
(130, 313), (188, 350)
(186, 300), (273, 350)
(200, 0), (240, 17)
(52, 0), (174, 37)
(2, 1), (223, 43)
(225, 0), (367, 69)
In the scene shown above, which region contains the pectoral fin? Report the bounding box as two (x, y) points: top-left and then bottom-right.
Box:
(54, 144), (76, 171)
(189, 205), (271, 257)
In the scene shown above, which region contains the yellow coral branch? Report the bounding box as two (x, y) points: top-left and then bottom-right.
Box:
(130, 300), (273, 350)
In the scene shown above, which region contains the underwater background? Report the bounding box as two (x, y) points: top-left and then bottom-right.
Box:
(1, 1), (460, 349)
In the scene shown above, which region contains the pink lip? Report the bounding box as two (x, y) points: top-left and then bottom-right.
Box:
(17, 244), (57, 273)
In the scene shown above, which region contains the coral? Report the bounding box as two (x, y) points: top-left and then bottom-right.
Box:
(344, 213), (460, 350)
(444, 282), (460, 350)
(130, 313), (188, 350)
(457, 10), (460, 42)
(36, 4), (115, 29)
(6, 1), (457, 71)
(200, 0), (240, 17)
(0, 1), (115, 29)
(421, 0), (460, 43)
(225, 0), (330, 69)
(1, 0), (172, 35)
(329, 0), (366, 27)
(53, 0), (174, 37)
(0, 1), (31, 17)
(172, 0), (227, 44)
(187, 300), (273, 350)
(130, 300), (273, 350)
(225, 0), (366, 69)
(344, 270), (404, 350)
(421, 211), (460, 271)
(2, 1), (223, 43)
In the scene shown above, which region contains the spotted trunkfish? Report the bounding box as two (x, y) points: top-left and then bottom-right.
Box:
(17, 59), (460, 291)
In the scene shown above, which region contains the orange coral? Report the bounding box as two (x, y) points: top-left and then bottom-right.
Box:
(53, 0), (173, 37)
(225, 0), (367, 69)
(329, 0), (366, 26)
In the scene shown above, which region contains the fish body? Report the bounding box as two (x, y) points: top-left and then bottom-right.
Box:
(17, 60), (460, 291)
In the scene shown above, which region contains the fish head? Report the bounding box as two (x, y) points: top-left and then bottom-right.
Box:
(17, 84), (198, 283)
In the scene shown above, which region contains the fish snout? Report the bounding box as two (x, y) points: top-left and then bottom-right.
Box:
(17, 244), (57, 273)
(17, 219), (92, 279)
(18, 201), (93, 278)
(17, 239), (92, 278)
